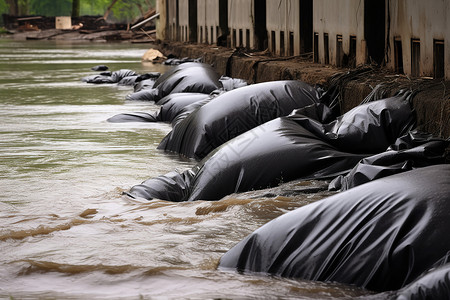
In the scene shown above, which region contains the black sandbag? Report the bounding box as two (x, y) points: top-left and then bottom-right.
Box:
(219, 76), (247, 91)
(394, 262), (450, 300)
(82, 69), (138, 84)
(329, 131), (449, 191)
(133, 79), (156, 92)
(163, 57), (202, 65)
(129, 170), (196, 202)
(186, 117), (367, 201)
(107, 93), (211, 123)
(163, 90), (226, 126)
(152, 62), (198, 86)
(91, 65), (108, 71)
(170, 98), (212, 127)
(158, 80), (322, 160)
(132, 73), (161, 92)
(107, 112), (157, 123)
(218, 165), (450, 292)
(82, 74), (115, 84)
(288, 92), (416, 154)
(126, 63), (222, 102)
(110, 69), (138, 83)
(127, 117), (367, 201)
(155, 93), (213, 123)
(136, 72), (161, 81)
(118, 75), (139, 86)
(151, 62), (221, 99)
(126, 88), (159, 101)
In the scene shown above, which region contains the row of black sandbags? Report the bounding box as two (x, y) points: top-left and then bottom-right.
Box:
(83, 62), (247, 103)
(84, 62), (449, 297)
(84, 63), (248, 127)
(90, 62), (446, 208)
(127, 90), (448, 201)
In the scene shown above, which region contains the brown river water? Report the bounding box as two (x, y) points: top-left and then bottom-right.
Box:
(0, 39), (371, 299)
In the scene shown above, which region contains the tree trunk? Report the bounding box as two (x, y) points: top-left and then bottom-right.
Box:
(5, 0), (18, 16)
(103, 0), (121, 20)
(136, 3), (145, 16)
(72, 0), (80, 17)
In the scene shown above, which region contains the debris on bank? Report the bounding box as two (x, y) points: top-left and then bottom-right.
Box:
(2, 14), (156, 42)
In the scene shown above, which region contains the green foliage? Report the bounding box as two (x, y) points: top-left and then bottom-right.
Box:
(0, 0), (155, 21)
(109, 0), (156, 23)
(111, 0), (141, 23)
(80, 0), (108, 16)
(0, 0), (9, 16)
(29, 0), (72, 16)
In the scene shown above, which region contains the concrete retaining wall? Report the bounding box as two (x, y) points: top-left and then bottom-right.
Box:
(197, 0), (220, 44)
(228, 0), (254, 49)
(387, 0), (450, 80)
(167, 0), (177, 41)
(313, 0), (366, 67)
(178, 0), (189, 42)
(267, 0), (300, 56)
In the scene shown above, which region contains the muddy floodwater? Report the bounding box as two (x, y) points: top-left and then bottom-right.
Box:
(0, 39), (371, 299)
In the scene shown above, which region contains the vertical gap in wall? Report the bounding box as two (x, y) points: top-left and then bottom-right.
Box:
(434, 39), (445, 79)
(280, 31), (285, 56)
(175, 0), (179, 41)
(394, 38), (404, 74)
(300, 0), (313, 53)
(289, 32), (294, 56)
(246, 29), (250, 49)
(271, 31), (276, 54)
(188, 0), (197, 42)
(313, 32), (319, 63)
(219, 0), (228, 47)
(364, 0), (385, 65)
(216, 26), (219, 45)
(324, 33), (329, 64)
(165, 0), (169, 39)
(199, 26), (202, 43)
(336, 34), (343, 67)
(239, 29), (243, 47)
(349, 35), (357, 68)
(232, 29), (236, 48)
(254, 0), (267, 50)
(411, 38), (420, 77)
(211, 26), (214, 44)
(205, 26), (209, 44)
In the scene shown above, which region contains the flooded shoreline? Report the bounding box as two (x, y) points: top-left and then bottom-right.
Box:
(0, 39), (371, 299)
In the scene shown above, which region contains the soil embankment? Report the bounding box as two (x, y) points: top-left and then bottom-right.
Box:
(157, 42), (449, 139)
